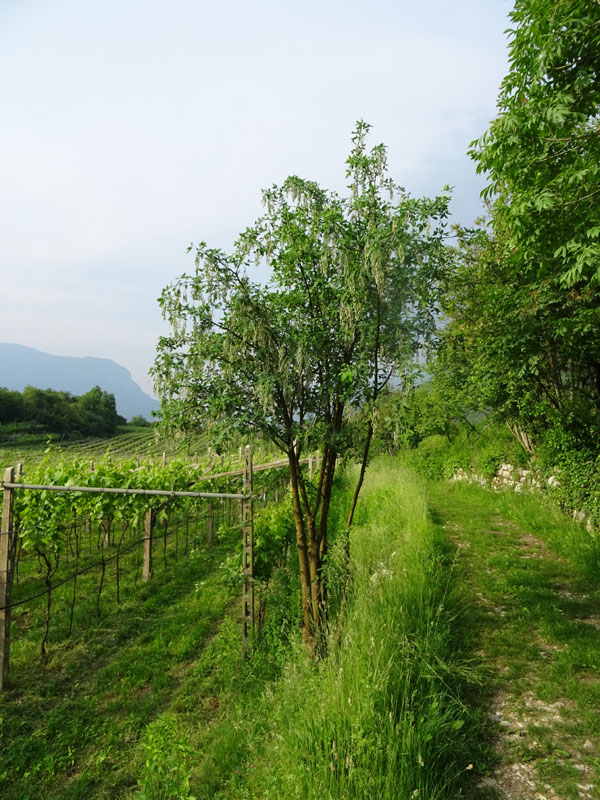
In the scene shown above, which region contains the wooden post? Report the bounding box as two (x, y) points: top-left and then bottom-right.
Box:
(238, 446), (243, 462)
(1, 467), (15, 689)
(102, 517), (111, 548)
(162, 452), (167, 468)
(316, 450), (321, 473)
(308, 452), (314, 480)
(90, 460), (95, 472)
(206, 503), (213, 544)
(242, 446), (254, 657)
(142, 510), (154, 582)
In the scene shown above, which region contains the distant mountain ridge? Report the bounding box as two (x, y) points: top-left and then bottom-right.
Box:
(0, 344), (160, 421)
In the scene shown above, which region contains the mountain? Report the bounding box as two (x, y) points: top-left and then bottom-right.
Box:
(0, 344), (160, 421)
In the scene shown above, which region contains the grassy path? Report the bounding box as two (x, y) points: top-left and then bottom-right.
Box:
(3, 465), (599, 800)
(429, 481), (600, 800)
(0, 530), (240, 800)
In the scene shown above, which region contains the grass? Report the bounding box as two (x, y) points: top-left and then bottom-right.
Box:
(428, 480), (600, 798)
(6, 453), (598, 799)
(190, 460), (485, 800)
(3, 458), (483, 800)
(0, 513), (240, 800)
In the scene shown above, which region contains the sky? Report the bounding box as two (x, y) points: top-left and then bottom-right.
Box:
(0, 0), (512, 398)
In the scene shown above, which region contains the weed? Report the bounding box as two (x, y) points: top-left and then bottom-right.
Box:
(137, 713), (196, 800)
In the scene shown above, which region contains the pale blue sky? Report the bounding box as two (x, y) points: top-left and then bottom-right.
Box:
(0, 0), (511, 395)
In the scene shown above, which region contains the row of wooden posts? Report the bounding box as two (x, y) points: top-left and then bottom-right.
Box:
(87, 445), (269, 472)
(0, 447), (320, 689)
(0, 447), (258, 689)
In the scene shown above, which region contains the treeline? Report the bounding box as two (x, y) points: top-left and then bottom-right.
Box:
(0, 385), (125, 438)
(380, 1), (600, 523)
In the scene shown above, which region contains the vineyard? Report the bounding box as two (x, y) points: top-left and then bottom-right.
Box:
(0, 428), (212, 472)
(0, 426), (285, 479)
(0, 447), (302, 693)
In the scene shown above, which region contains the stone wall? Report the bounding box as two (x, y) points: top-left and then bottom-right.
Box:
(450, 463), (595, 532)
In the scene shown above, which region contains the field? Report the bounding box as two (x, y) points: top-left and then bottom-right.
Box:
(1, 449), (599, 799)
(0, 428), (210, 473)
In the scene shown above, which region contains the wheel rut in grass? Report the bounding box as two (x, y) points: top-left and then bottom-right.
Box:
(429, 483), (600, 800)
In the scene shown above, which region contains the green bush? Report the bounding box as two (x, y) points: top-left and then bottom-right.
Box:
(397, 424), (529, 483)
(535, 425), (600, 527)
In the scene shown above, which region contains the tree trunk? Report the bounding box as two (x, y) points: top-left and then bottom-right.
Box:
(288, 445), (335, 657)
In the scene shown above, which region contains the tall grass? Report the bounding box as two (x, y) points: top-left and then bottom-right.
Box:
(232, 459), (480, 800)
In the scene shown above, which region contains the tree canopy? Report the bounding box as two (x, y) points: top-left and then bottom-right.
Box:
(0, 385), (124, 438)
(153, 122), (451, 650)
(470, 0), (600, 287)
(436, 0), (600, 459)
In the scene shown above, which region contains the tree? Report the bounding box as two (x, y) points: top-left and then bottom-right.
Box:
(470, 0), (600, 286)
(128, 414), (153, 427)
(14, 385), (123, 437)
(437, 212), (600, 457)
(74, 386), (124, 437)
(22, 386), (75, 434)
(0, 388), (25, 425)
(153, 123), (450, 652)
(439, 2), (600, 454)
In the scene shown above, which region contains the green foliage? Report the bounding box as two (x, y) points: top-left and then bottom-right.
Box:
(129, 415), (154, 427)
(154, 122), (450, 456)
(12, 453), (271, 555)
(137, 714), (196, 800)
(372, 382), (480, 455)
(0, 385), (124, 438)
(233, 462), (481, 800)
(0, 388), (25, 423)
(153, 121), (451, 644)
(398, 424), (528, 483)
(437, 1), (600, 508)
(470, 0), (600, 287)
(535, 425), (600, 527)
(73, 386), (124, 437)
(221, 499), (295, 589)
(437, 221), (600, 456)
(1, 429), (212, 474)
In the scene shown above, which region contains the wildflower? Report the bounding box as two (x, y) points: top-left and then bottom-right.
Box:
(466, 763), (473, 770)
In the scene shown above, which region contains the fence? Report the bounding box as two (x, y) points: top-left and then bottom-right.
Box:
(0, 446), (320, 689)
(0, 448), (258, 689)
